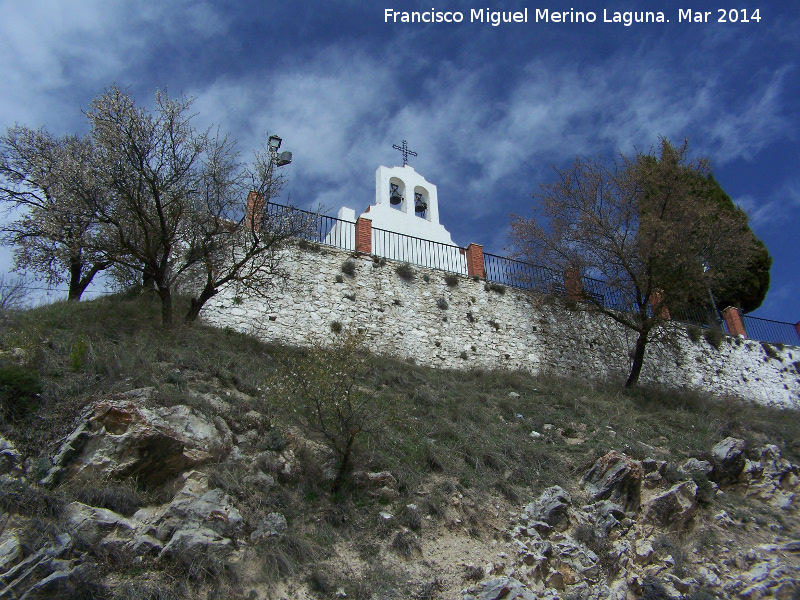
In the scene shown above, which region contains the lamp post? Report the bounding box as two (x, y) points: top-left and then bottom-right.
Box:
(268, 134), (292, 167)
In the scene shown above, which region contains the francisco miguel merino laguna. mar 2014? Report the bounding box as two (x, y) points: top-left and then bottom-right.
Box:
(384, 8), (763, 26)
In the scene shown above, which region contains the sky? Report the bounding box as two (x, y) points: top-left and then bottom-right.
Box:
(0, 1), (797, 324)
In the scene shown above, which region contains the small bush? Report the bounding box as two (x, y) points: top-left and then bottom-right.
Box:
(762, 342), (780, 360)
(0, 478), (65, 518)
(70, 480), (144, 517)
(298, 239), (321, 252)
(460, 351), (468, 360)
(0, 364), (42, 422)
(341, 260), (357, 277)
(641, 576), (670, 600)
(70, 336), (88, 372)
(444, 273), (459, 287)
(437, 298), (448, 310)
(686, 326), (702, 343)
(396, 263), (415, 282)
(390, 530), (421, 558)
(335, 274), (344, 283)
(488, 283), (506, 294)
(422, 274), (430, 283)
(331, 321), (343, 334)
(703, 327), (725, 349)
(398, 505), (422, 531)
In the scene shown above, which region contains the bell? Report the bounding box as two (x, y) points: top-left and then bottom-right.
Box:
(390, 183), (402, 205)
(414, 193), (427, 212)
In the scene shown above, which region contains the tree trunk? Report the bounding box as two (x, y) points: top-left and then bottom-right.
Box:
(68, 257), (84, 301)
(330, 432), (357, 494)
(68, 256), (110, 301)
(185, 285), (218, 323)
(157, 286), (173, 327)
(625, 330), (649, 387)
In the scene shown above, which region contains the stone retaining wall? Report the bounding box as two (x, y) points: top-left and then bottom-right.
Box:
(202, 244), (800, 408)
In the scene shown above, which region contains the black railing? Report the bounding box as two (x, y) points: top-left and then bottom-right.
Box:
(266, 202), (355, 250)
(483, 253), (556, 294)
(580, 276), (629, 312)
(672, 303), (722, 330)
(742, 315), (800, 347)
(371, 227), (467, 273)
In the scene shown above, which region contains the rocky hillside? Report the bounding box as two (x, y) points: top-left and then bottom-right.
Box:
(0, 295), (799, 599)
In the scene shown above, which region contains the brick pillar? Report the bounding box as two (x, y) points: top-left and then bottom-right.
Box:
(795, 321), (800, 345)
(650, 290), (670, 320)
(245, 191), (264, 232)
(564, 266), (582, 299)
(465, 243), (485, 278)
(722, 306), (746, 338)
(355, 217), (372, 254)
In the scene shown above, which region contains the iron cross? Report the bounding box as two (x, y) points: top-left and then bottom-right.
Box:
(392, 140), (418, 166)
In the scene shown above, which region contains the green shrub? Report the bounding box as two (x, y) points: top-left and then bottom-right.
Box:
(70, 336), (88, 372)
(0, 364), (42, 421)
(297, 239), (321, 252)
(444, 273), (459, 287)
(702, 327), (725, 349)
(761, 342), (780, 360)
(331, 321), (343, 334)
(485, 282), (506, 295)
(70, 479), (144, 517)
(686, 326), (702, 343)
(396, 263), (415, 282)
(437, 298), (448, 310)
(341, 260), (357, 277)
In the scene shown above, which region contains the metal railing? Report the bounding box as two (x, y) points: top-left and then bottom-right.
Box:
(266, 202), (355, 250)
(580, 276), (630, 312)
(483, 253), (556, 294)
(371, 227), (467, 273)
(671, 303), (722, 330)
(742, 315), (800, 347)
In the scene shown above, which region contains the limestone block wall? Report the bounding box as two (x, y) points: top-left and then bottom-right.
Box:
(202, 244), (800, 409)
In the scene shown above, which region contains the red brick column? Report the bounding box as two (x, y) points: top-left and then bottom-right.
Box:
(564, 266), (582, 299)
(245, 191), (265, 231)
(465, 243), (485, 278)
(722, 306), (747, 338)
(355, 217), (372, 254)
(795, 321), (800, 345)
(650, 290), (671, 320)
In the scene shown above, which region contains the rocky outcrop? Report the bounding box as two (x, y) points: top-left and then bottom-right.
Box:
(0, 435), (21, 476)
(42, 391), (233, 488)
(582, 451), (642, 513)
(522, 486), (571, 532)
(710, 436), (747, 484)
(463, 577), (540, 600)
(642, 480), (699, 530)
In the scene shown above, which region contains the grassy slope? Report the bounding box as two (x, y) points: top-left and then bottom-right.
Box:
(1, 293), (799, 598)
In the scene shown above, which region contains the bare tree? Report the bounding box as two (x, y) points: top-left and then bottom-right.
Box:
(271, 329), (379, 494)
(510, 138), (756, 387)
(0, 274), (31, 310)
(86, 85), (308, 326)
(0, 127), (109, 300)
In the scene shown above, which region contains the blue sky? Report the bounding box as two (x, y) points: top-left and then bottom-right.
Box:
(0, 1), (797, 323)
